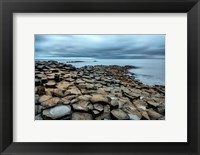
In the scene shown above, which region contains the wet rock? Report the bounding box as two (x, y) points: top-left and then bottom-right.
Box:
(56, 81), (70, 90)
(42, 105), (71, 119)
(41, 97), (62, 107)
(94, 103), (104, 111)
(72, 112), (93, 120)
(111, 109), (129, 120)
(147, 109), (162, 120)
(46, 80), (56, 88)
(90, 95), (109, 103)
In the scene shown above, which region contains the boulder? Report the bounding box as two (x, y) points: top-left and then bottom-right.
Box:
(42, 105), (71, 119)
(78, 95), (91, 101)
(90, 95), (109, 103)
(111, 109), (129, 120)
(65, 86), (81, 95)
(53, 88), (64, 97)
(41, 97), (62, 107)
(72, 112), (93, 120)
(56, 81), (70, 90)
(39, 95), (52, 103)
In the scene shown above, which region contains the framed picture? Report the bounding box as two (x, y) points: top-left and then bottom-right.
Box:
(0, 0), (200, 154)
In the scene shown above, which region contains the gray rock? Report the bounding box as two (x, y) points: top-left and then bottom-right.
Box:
(42, 105), (71, 119)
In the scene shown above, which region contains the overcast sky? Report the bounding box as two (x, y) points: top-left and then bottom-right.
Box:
(35, 35), (165, 59)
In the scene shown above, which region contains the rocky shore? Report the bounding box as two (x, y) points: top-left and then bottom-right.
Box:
(35, 60), (165, 120)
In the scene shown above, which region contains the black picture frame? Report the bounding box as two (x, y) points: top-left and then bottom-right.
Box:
(0, 0), (200, 154)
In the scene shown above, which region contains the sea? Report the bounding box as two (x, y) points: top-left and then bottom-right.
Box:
(36, 57), (165, 86)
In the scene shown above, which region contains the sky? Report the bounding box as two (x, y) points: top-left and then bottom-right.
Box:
(35, 35), (165, 59)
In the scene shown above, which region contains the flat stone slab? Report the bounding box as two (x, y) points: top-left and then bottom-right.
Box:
(42, 105), (71, 119)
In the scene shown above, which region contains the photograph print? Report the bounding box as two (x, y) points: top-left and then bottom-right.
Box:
(35, 34), (165, 120)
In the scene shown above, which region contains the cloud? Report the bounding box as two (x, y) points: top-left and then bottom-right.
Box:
(35, 34), (165, 59)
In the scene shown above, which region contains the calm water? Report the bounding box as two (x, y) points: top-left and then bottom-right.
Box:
(36, 58), (165, 86)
